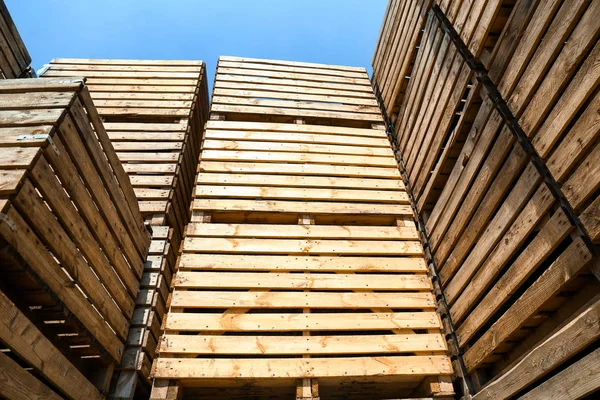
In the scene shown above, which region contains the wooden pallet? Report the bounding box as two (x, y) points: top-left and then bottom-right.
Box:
(373, 0), (600, 398)
(150, 57), (454, 400)
(42, 58), (210, 398)
(0, 78), (150, 398)
(0, 0), (33, 79)
(212, 56), (381, 129)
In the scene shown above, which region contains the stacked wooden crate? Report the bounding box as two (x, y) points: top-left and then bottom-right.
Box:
(373, 0), (600, 398)
(151, 56), (454, 400)
(0, 0), (33, 78)
(371, 0), (433, 123)
(0, 78), (150, 399)
(41, 58), (209, 397)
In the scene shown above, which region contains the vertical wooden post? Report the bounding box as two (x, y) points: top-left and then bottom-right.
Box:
(150, 379), (181, 400)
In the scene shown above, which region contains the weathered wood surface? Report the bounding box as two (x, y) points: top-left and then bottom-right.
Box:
(42, 59), (210, 398)
(152, 57), (453, 399)
(0, 79), (149, 399)
(373, 0), (600, 396)
(0, 0), (32, 79)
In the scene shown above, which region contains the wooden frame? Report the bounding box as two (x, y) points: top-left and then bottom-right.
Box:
(0, 78), (150, 398)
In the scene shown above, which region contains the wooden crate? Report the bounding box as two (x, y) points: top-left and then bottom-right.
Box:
(0, 78), (150, 398)
(150, 56), (454, 400)
(212, 55), (381, 129)
(41, 58), (210, 398)
(0, 0), (33, 78)
(373, 0), (600, 398)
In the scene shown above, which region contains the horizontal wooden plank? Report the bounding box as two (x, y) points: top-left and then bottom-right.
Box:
(0, 126), (53, 147)
(201, 150), (397, 167)
(122, 163), (177, 174)
(178, 254), (427, 272)
(134, 188), (170, 199)
(193, 199), (412, 215)
(203, 139), (393, 156)
(211, 103), (382, 122)
(174, 271), (431, 290)
(96, 107), (190, 118)
(195, 185), (409, 204)
(204, 129), (390, 147)
(218, 61), (367, 79)
(170, 291), (436, 309)
(117, 152), (180, 162)
(0, 169), (25, 194)
(215, 80), (375, 100)
(199, 161), (401, 178)
(217, 74), (374, 94)
(93, 99), (193, 109)
(196, 173), (404, 190)
(108, 131), (185, 142)
(164, 311), (441, 332)
(206, 120), (386, 138)
(103, 122), (188, 132)
(139, 201), (168, 213)
(182, 238), (422, 255)
(213, 87), (378, 106)
(0, 77), (82, 92)
(84, 77), (199, 87)
(48, 64), (203, 73)
(0, 108), (64, 126)
(0, 147), (38, 169)
(153, 355), (452, 379)
(91, 91), (196, 100)
(186, 223), (417, 240)
(217, 67), (371, 86)
(212, 96), (381, 115)
(219, 56), (366, 73)
(52, 58), (204, 66)
(112, 141), (183, 151)
(45, 68), (200, 79)
(160, 333), (446, 355)
(0, 91), (73, 110)
(129, 175), (174, 187)
(88, 84), (197, 93)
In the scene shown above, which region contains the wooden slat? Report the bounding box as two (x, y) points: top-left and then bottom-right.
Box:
(204, 129), (390, 147)
(206, 120), (387, 138)
(153, 356), (452, 379)
(195, 185), (408, 203)
(170, 291), (435, 309)
(175, 271), (431, 290)
(160, 333), (446, 355)
(182, 237), (422, 255)
(199, 161), (401, 178)
(0, 351), (62, 400)
(178, 254), (427, 272)
(473, 295), (600, 399)
(212, 96), (381, 115)
(202, 139), (393, 156)
(196, 173), (404, 190)
(164, 311), (441, 332)
(219, 55), (366, 72)
(186, 223), (417, 239)
(211, 103), (382, 122)
(0, 290), (103, 400)
(463, 238), (592, 371)
(193, 199), (412, 216)
(0, 204), (125, 362)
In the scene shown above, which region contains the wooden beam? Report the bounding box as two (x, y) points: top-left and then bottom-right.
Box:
(0, 289), (103, 400)
(153, 356), (453, 380)
(0, 351), (62, 400)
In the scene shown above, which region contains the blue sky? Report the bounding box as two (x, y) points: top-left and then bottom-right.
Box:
(6, 0), (387, 92)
